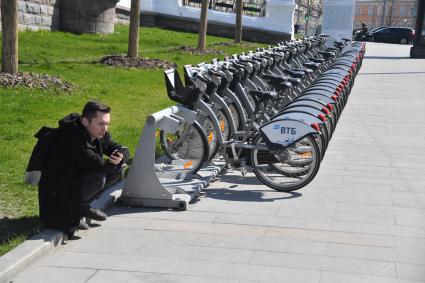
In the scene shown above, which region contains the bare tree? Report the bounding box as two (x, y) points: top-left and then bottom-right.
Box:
(128, 0), (141, 58)
(1, 0), (19, 73)
(235, 0), (243, 43)
(197, 0), (208, 51)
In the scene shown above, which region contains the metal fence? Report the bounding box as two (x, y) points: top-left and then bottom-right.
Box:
(182, 0), (267, 17)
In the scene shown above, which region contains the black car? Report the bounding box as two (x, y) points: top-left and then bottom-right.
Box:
(370, 27), (414, 44)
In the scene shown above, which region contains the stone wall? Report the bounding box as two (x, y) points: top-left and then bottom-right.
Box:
(60, 0), (118, 34)
(0, 0), (118, 34)
(0, 0), (60, 31)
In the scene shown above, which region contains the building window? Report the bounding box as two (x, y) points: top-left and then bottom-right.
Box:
(368, 6), (374, 16)
(400, 7), (406, 17)
(392, 7), (396, 16)
(410, 7), (415, 16)
(355, 7), (361, 16)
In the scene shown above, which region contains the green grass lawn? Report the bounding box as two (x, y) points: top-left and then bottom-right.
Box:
(0, 25), (263, 256)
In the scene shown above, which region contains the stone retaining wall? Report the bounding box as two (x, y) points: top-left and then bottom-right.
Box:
(0, 0), (118, 33)
(0, 0), (60, 31)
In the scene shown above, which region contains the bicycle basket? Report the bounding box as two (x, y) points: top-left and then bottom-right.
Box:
(164, 69), (197, 107)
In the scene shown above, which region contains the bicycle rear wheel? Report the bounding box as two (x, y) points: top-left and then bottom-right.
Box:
(159, 121), (209, 174)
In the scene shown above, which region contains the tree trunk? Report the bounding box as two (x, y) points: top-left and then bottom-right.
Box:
(128, 0), (141, 58)
(1, 0), (19, 73)
(197, 0), (208, 51)
(235, 0), (243, 43)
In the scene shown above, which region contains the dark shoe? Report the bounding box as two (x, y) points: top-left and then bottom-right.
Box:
(80, 206), (107, 221)
(78, 218), (89, 230)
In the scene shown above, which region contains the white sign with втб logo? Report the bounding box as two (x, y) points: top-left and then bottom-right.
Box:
(321, 0), (355, 41)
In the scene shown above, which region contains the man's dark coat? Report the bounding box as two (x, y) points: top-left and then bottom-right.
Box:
(38, 113), (125, 238)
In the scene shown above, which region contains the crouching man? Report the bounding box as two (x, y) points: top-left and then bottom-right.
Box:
(38, 101), (129, 238)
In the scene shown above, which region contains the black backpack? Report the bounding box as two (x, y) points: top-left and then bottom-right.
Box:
(25, 126), (62, 185)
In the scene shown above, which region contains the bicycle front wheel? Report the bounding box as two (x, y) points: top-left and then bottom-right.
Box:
(251, 134), (321, 192)
(160, 121), (209, 174)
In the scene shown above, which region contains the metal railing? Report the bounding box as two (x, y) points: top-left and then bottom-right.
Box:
(182, 0), (267, 17)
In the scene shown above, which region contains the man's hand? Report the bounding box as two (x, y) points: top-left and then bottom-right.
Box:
(107, 150), (123, 165)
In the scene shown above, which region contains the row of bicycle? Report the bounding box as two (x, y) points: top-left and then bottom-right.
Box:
(157, 35), (366, 192)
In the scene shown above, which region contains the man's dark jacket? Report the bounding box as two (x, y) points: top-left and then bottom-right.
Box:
(38, 113), (126, 238)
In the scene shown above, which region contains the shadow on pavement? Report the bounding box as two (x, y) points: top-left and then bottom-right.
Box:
(203, 188), (301, 202)
(215, 173), (263, 186)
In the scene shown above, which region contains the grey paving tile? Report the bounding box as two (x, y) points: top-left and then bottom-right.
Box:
(265, 227), (395, 247)
(392, 191), (425, 200)
(40, 251), (180, 273)
(196, 233), (327, 255)
(391, 172), (425, 181)
(348, 159), (392, 167)
(345, 165), (393, 173)
(320, 271), (424, 283)
(144, 219), (267, 237)
(64, 229), (202, 255)
(192, 201), (280, 216)
(336, 202), (425, 217)
(275, 206), (390, 225)
(393, 198), (425, 209)
(342, 176), (396, 186)
(312, 181), (393, 193)
(12, 266), (96, 283)
(170, 259), (321, 282)
(331, 220), (425, 238)
(87, 270), (239, 283)
(326, 242), (425, 265)
(318, 169), (392, 179)
(397, 263), (425, 281)
(396, 215), (425, 228)
(213, 212), (331, 231)
(301, 191), (394, 207)
(391, 161), (425, 169)
(90, 215), (154, 230)
(251, 250), (396, 277)
(330, 211), (395, 225)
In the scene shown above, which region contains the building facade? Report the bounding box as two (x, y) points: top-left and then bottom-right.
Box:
(294, 0), (323, 35)
(354, 0), (417, 30)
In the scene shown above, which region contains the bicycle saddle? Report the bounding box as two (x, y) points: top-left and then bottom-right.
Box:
(262, 74), (289, 84)
(284, 69), (305, 78)
(249, 90), (278, 102)
(309, 57), (325, 64)
(303, 62), (320, 71)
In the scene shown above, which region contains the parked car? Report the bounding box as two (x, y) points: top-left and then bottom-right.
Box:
(370, 27), (414, 44)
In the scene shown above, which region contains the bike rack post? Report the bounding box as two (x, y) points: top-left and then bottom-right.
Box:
(120, 105), (223, 210)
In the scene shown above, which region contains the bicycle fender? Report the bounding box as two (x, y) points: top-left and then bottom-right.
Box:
(285, 100), (325, 110)
(273, 111), (324, 126)
(260, 118), (318, 150)
(300, 94), (335, 105)
(281, 105), (325, 118)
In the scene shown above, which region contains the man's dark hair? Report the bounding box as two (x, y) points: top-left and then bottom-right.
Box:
(82, 101), (111, 121)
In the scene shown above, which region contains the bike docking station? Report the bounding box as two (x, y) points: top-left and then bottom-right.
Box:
(119, 77), (225, 210)
(119, 36), (366, 208)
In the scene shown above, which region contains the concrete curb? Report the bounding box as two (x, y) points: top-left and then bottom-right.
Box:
(0, 181), (124, 283)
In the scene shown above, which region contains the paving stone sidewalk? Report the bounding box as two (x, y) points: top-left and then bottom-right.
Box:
(8, 43), (425, 283)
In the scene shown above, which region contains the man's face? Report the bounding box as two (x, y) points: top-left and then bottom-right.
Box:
(82, 111), (110, 140)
